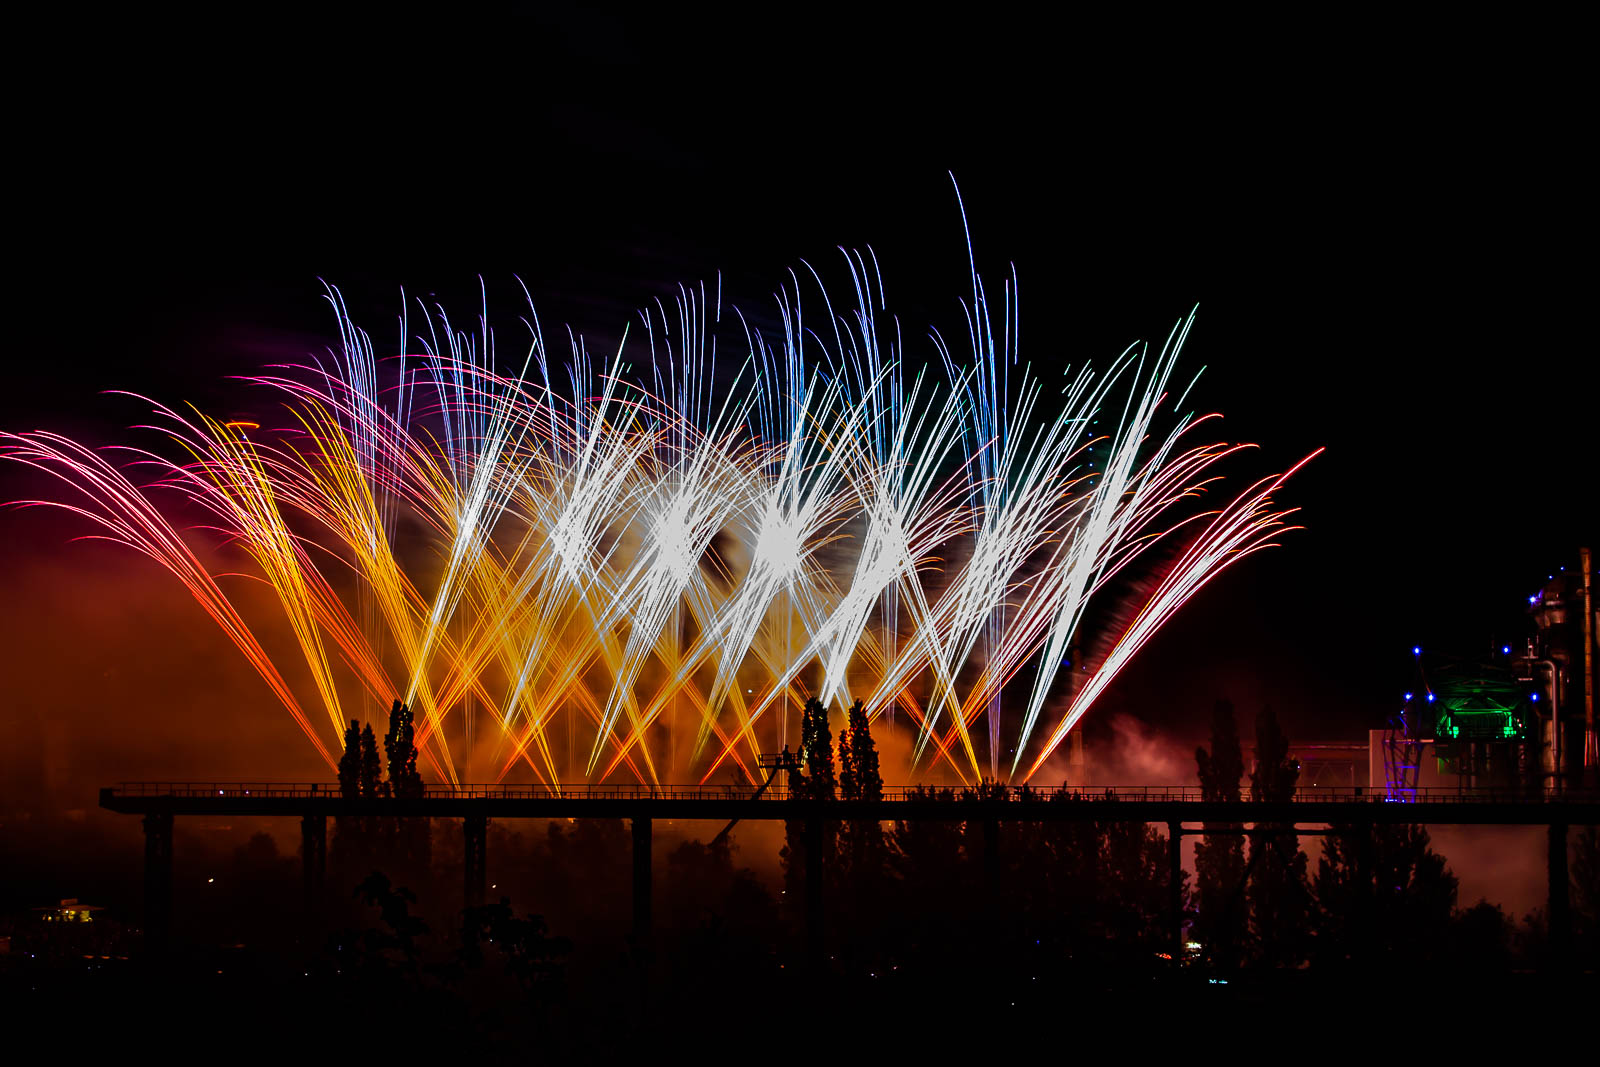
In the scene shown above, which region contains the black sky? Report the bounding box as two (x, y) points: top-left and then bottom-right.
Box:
(6, 11), (1592, 751)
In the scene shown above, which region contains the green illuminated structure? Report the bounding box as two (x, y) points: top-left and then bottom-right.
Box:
(1430, 663), (1530, 742)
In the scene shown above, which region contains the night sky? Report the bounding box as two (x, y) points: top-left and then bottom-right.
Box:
(4, 12), (1591, 790)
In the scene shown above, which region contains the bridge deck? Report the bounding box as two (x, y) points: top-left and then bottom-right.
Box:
(100, 783), (1600, 825)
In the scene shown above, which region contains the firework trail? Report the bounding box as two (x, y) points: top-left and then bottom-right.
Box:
(1, 220), (1315, 787)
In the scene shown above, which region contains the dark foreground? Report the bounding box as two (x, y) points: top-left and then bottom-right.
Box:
(6, 951), (1596, 1054)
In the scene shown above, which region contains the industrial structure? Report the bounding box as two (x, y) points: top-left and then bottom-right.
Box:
(1382, 547), (1597, 798)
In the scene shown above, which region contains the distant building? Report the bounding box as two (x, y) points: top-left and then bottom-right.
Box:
(35, 898), (103, 924)
(8, 899), (133, 963)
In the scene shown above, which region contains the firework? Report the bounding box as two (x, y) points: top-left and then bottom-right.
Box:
(1, 240), (1314, 787)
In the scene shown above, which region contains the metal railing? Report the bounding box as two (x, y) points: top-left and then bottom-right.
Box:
(108, 782), (1600, 804)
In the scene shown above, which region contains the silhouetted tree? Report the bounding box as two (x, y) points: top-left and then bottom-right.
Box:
(1573, 826), (1600, 966)
(836, 701), (886, 966)
(838, 714), (858, 802)
(847, 700), (882, 801)
(801, 697), (836, 800)
(329, 871), (430, 986)
(1194, 699), (1247, 967)
(781, 697), (837, 908)
(1452, 899), (1513, 972)
(333, 721), (365, 876)
(1102, 817), (1184, 963)
(1247, 706), (1310, 966)
(359, 723), (382, 798)
(659, 835), (780, 979)
(383, 699), (431, 872)
(383, 700), (422, 796)
(886, 786), (967, 966)
(1007, 790), (1104, 962)
(1312, 822), (1458, 969)
(338, 720), (361, 799)
(460, 896), (571, 994)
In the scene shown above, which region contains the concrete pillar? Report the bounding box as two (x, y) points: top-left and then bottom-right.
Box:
(463, 813), (488, 910)
(1168, 821), (1184, 963)
(301, 814), (326, 923)
(142, 811), (173, 956)
(632, 816), (652, 954)
(805, 815), (823, 973)
(1549, 822), (1570, 968)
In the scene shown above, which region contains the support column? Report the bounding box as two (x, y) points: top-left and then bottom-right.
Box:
(805, 815), (823, 973)
(463, 813), (488, 910)
(632, 816), (652, 955)
(142, 811), (173, 957)
(1549, 822), (1570, 968)
(1168, 821), (1184, 963)
(301, 813), (326, 924)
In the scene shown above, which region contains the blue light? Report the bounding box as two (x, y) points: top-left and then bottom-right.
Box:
(1412, 646), (1421, 655)
(1530, 692), (1539, 702)
(1403, 692), (1413, 702)
(1502, 645), (1512, 655)
(1426, 692), (1436, 702)
(1529, 595), (1539, 605)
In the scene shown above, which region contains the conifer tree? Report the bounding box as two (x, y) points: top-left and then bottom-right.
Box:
(781, 697), (836, 909)
(334, 721), (369, 875)
(838, 700), (886, 959)
(838, 716), (859, 803)
(359, 723), (383, 798)
(800, 697), (835, 801)
(1194, 699), (1246, 966)
(847, 700), (882, 801)
(838, 702), (884, 868)
(382, 699), (430, 871)
(338, 720), (362, 799)
(383, 700), (422, 799)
